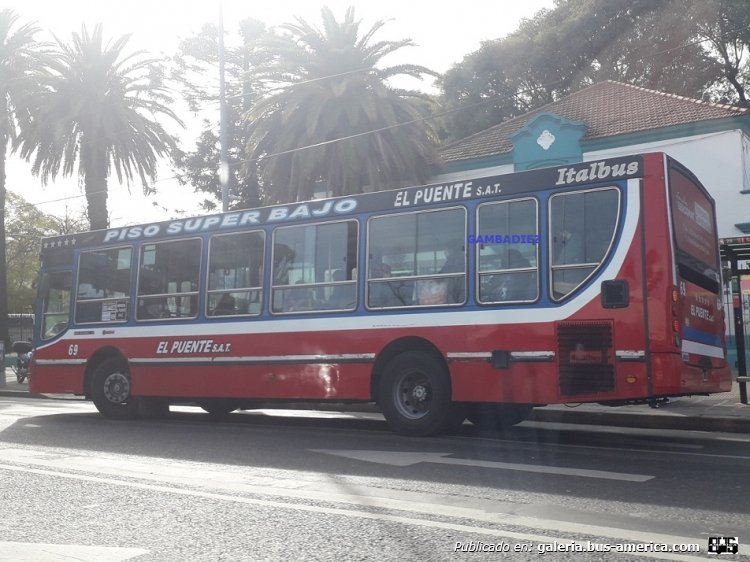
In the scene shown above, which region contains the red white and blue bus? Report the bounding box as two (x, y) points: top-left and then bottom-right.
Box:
(30, 152), (731, 435)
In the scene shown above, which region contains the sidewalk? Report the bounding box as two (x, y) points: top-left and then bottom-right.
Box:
(530, 383), (750, 433)
(2, 367), (749, 432)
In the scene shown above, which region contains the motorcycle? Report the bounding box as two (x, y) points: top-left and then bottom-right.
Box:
(11, 341), (33, 384)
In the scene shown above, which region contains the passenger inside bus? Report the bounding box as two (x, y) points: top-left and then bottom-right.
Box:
(213, 293), (236, 316)
(440, 242), (465, 274)
(369, 252), (392, 279)
(486, 249), (536, 302)
(368, 252), (404, 308)
(138, 298), (170, 319)
(326, 270), (355, 310)
(285, 282), (313, 312)
(438, 241), (466, 304)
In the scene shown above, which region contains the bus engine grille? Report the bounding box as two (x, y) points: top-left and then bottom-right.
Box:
(557, 321), (615, 396)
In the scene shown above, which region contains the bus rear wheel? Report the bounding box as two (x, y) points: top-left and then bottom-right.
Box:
(91, 358), (139, 420)
(378, 351), (453, 437)
(466, 404), (533, 431)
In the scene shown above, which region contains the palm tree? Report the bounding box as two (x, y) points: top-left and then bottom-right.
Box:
(0, 9), (41, 347)
(246, 6), (439, 203)
(20, 24), (181, 230)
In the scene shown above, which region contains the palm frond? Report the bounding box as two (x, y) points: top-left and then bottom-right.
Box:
(18, 23), (182, 228)
(243, 7), (437, 201)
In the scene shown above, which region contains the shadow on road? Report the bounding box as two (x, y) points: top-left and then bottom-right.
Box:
(1, 402), (749, 515)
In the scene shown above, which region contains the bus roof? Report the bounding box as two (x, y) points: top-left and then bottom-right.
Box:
(40, 154), (646, 254)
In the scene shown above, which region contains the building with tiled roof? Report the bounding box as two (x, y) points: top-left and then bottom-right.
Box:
(435, 80), (750, 239)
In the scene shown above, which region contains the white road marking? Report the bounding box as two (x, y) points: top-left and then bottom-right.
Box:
(311, 449), (655, 482)
(0, 542), (147, 561)
(0, 460), (705, 562)
(462, 435), (750, 462)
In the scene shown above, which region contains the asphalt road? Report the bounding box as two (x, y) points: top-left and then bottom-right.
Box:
(0, 397), (748, 561)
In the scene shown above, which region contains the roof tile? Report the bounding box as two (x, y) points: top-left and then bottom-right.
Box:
(439, 81), (749, 163)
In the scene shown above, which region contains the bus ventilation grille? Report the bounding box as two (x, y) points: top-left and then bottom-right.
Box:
(557, 321), (614, 396)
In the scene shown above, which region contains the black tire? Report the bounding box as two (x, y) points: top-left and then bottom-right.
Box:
(466, 404), (533, 431)
(198, 399), (240, 417)
(91, 358), (139, 420)
(138, 398), (171, 419)
(15, 369), (27, 384)
(378, 351), (453, 437)
(441, 404), (469, 434)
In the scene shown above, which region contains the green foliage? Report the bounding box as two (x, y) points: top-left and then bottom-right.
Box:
(439, 0), (750, 141)
(4, 192), (87, 313)
(686, 0), (750, 105)
(245, 6), (439, 203)
(171, 18), (269, 211)
(0, 8), (43, 344)
(19, 25), (182, 230)
(589, 3), (719, 94)
(0, 9), (41, 147)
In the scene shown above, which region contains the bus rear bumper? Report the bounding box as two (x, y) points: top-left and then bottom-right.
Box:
(650, 352), (732, 396)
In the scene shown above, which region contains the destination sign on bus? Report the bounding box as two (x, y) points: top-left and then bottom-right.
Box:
(102, 198), (359, 243)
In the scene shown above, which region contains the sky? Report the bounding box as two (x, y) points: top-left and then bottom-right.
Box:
(4, 0), (555, 227)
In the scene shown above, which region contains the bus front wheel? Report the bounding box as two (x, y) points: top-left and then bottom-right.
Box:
(378, 351), (453, 437)
(91, 358), (139, 420)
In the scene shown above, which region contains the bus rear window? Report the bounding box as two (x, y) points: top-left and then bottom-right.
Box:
(669, 167), (720, 292)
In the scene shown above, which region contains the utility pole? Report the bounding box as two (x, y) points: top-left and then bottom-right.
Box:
(218, 0), (230, 212)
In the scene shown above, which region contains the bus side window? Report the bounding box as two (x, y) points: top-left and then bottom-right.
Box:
(549, 188), (620, 300)
(41, 271), (72, 339)
(476, 198), (539, 305)
(271, 221), (358, 314)
(367, 207), (466, 309)
(136, 239), (201, 321)
(207, 231), (265, 318)
(75, 247), (133, 324)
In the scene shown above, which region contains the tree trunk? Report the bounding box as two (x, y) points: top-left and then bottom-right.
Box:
(82, 140), (109, 230)
(0, 142), (11, 348)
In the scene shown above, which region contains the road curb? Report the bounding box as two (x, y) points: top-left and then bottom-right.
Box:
(529, 407), (750, 433)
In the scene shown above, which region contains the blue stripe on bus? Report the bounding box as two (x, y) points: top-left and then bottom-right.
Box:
(682, 326), (723, 347)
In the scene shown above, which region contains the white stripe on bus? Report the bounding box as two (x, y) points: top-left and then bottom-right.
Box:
(128, 354), (376, 364)
(681, 340), (725, 359)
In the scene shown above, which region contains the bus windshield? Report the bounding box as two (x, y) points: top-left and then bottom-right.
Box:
(669, 166), (720, 293)
(40, 271), (72, 340)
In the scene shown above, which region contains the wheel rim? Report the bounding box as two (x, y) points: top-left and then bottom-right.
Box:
(103, 372), (130, 404)
(392, 369), (432, 420)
